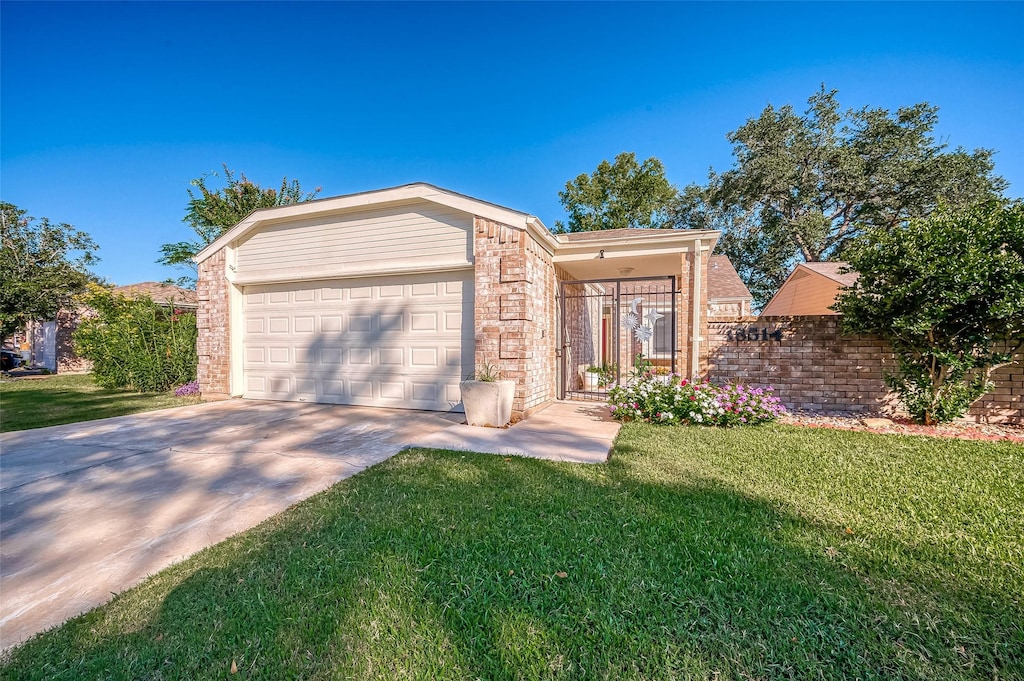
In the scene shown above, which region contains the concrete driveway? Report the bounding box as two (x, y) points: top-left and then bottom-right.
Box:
(0, 400), (462, 651)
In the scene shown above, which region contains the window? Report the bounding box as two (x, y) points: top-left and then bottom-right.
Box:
(652, 314), (673, 356)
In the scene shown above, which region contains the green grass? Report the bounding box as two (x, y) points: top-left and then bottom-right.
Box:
(0, 374), (201, 432)
(2, 425), (1022, 679)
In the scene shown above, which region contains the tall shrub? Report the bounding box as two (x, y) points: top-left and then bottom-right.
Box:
(74, 285), (198, 392)
(836, 200), (1024, 424)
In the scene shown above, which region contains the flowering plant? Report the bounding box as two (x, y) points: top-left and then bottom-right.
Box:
(174, 380), (200, 397)
(607, 374), (785, 426)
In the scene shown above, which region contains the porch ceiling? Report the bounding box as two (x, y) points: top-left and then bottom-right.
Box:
(553, 251), (685, 280)
(551, 228), (719, 281)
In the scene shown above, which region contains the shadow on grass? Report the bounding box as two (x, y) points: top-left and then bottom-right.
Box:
(3, 444), (1020, 680)
(0, 375), (196, 432)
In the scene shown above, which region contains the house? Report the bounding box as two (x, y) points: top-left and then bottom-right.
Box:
(760, 262), (858, 316)
(111, 282), (198, 309)
(195, 183), (725, 418)
(21, 282), (197, 372)
(706, 255), (753, 317)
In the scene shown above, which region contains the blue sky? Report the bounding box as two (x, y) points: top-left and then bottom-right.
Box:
(3, 1), (1022, 285)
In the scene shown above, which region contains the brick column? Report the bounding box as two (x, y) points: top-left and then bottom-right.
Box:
(473, 218), (555, 418)
(196, 249), (231, 399)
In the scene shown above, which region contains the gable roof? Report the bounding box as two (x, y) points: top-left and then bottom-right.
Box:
(195, 182), (558, 263)
(798, 261), (859, 287)
(760, 261), (859, 316)
(707, 255), (752, 301)
(113, 282), (198, 308)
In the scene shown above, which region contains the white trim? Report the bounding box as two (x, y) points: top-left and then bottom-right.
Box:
(690, 239), (704, 378)
(232, 262), (475, 287)
(229, 281), (244, 397)
(196, 183), (554, 264)
(553, 230), (719, 260)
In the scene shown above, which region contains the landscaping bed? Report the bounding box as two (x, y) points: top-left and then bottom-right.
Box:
(781, 411), (1024, 444)
(2, 424), (1020, 679)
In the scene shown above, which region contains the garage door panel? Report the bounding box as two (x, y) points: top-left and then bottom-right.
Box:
(321, 316), (344, 332)
(378, 347), (403, 365)
(349, 314), (372, 332)
(410, 347), (438, 367)
(268, 377), (290, 395)
(412, 282), (437, 296)
(242, 271), (472, 411)
(321, 287), (343, 301)
(378, 313), (404, 332)
(350, 286), (372, 299)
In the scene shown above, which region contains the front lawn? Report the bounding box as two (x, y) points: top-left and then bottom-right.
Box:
(0, 374), (201, 432)
(2, 425), (1021, 679)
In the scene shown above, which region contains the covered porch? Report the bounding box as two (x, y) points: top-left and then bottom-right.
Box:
(551, 228), (719, 401)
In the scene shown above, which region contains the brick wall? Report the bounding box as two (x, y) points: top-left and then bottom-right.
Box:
(55, 308), (92, 373)
(196, 248), (231, 399)
(473, 218), (556, 418)
(706, 315), (1023, 424)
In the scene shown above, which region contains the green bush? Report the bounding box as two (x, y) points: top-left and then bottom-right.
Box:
(74, 284), (197, 392)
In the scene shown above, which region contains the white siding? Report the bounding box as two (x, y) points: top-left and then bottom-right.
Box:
(235, 200), (473, 281)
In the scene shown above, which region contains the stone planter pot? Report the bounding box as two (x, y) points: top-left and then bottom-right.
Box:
(584, 371), (601, 390)
(460, 379), (515, 427)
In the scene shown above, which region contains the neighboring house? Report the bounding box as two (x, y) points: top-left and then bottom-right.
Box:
(112, 282), (198, 310)
(23, 308), (90, 373)
(22, 282), (197, 372)
(195, 183), (732, 418)
(760, 262), (858, 316)
(706, 255), (754, 317)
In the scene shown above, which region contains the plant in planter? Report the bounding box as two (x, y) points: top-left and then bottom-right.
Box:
(598, 362), (618, 388)
(584, 366), (602, 390)
(460, 363), (516, 427)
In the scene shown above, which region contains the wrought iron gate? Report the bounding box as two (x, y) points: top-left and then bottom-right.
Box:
(559, 276), (677, 401)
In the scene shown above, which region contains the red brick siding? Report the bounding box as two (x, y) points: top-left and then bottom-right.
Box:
(55, 308), (92, 373)
(705, 315), (1022, 424)
(473, 218), (556, 417)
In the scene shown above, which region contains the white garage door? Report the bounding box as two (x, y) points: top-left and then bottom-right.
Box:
(242, 271), (473, 411)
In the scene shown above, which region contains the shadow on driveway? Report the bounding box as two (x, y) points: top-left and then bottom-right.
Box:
(0, 399), (461, 650)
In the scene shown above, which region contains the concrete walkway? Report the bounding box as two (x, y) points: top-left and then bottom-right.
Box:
(0, 399), (618, 651)
(412, 400), (619, 464)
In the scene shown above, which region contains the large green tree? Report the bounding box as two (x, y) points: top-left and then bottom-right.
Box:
(556, 152), (676, 232)
(836, 200), (1024, 425)
(158, 165), (321, 286)
(1, 202), (98, 340)
(673, 87), (1007, 307)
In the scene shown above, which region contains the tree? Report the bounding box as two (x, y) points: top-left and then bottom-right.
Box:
(673, 87), (1008, 308)
(1, 202), (98, 340)
(835, 200), (1024, 425)
(158, 165), (321, 286)
(556, 152), (677, 232)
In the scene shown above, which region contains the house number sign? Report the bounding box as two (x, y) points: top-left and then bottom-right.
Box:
(725, 326), (784, 342)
